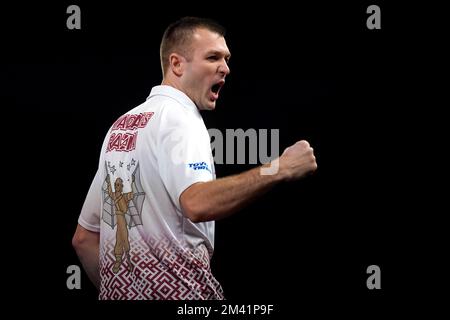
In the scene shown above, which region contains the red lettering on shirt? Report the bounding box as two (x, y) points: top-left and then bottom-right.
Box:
(111, 112), (154, 132)
(106, 132), (138, 152)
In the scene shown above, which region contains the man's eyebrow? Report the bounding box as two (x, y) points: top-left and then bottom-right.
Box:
(206, 50), (231, 59)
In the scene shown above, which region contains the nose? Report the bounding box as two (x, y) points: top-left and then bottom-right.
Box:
(218, 60), (230, 76)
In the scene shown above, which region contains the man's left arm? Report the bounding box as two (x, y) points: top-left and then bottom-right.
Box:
(72, 224), (100, 290)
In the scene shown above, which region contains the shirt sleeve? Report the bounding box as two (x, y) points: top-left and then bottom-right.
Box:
(78, 168), (102, 232)
(157, 103), (214, 212)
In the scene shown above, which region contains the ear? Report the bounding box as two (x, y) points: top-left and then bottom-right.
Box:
(168, 53), (184, 77)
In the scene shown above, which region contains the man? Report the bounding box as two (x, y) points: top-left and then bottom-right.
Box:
(72, 17), (317, 300)
(104, 175), (135, 273)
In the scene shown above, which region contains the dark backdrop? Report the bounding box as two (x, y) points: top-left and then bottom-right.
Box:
(1, 1), (444, 317)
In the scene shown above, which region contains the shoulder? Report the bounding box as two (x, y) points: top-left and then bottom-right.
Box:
(159, 100), (193, 127)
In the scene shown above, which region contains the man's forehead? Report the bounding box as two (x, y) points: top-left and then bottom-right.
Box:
(191, 29), (230, 53)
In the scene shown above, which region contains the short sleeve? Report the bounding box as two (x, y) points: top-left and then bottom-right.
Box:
(78, 169), (102, 232)
(157, 104), (214, 211)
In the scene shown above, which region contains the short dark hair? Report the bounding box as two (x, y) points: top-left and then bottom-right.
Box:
(160, 17), (226, 76)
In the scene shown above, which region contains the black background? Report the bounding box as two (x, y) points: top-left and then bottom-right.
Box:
(1, 0), (446, 317)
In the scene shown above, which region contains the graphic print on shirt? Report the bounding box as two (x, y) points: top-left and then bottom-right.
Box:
(99, 234), (224, 300)
(102, 160), (145, 273)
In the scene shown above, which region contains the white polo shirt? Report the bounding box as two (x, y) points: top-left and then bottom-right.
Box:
(78, 85), (224, 300)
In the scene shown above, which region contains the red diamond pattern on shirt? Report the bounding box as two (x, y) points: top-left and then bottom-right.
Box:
(99, 236), (224, 300)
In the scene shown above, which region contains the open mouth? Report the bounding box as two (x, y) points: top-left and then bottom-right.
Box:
(210, 80), (225, 101)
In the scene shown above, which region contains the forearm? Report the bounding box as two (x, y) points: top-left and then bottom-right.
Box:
(72, 225), (100, 290)
(77, 242), (100, 290)
(181, 162), (284, 222)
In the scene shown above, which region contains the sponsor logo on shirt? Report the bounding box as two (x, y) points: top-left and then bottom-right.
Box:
(188, 162), (211, 173)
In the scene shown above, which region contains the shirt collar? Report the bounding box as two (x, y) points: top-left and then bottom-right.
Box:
(147, 85), (200, 115)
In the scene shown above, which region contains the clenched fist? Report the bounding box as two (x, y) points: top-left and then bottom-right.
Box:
(278, 140), (317, 181)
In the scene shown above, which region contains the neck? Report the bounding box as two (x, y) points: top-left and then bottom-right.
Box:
(161, 77), (182, 91)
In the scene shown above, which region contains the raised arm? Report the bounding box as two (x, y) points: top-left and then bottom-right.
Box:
(180, 140), (317, 222)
